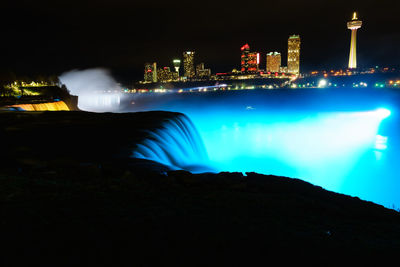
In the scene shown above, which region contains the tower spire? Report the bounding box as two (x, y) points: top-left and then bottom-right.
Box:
(347, 12), (362, 69)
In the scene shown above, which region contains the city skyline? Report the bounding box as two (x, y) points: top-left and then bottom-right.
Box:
(144, 34), (300, 83)
(2, 0), (400, 83)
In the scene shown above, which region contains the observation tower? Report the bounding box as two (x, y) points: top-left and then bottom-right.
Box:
(347, 12), (362, 69)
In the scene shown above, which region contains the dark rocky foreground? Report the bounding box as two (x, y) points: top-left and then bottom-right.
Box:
(1, 111), (400, 264)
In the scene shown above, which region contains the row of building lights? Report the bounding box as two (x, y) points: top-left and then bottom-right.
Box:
(240, 35), (301, 75)
(143, 35), (301, 84)
(143, 51), (212, 83)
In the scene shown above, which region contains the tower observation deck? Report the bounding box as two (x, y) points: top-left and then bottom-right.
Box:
(347, 12), (362, 69)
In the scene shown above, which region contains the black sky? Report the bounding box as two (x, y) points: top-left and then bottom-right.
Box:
(2, 0), (400, 84)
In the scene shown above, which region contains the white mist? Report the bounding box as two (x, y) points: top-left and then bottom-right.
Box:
(59, 68), (122, 112)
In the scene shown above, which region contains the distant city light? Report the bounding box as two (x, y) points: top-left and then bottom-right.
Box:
(318, 79), (328, 88)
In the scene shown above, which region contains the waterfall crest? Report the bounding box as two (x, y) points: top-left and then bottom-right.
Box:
(7, 101), (70, 111)
(132, 114), (211, 173)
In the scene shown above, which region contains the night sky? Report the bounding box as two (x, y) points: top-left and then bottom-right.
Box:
(2, 0), (400, 84)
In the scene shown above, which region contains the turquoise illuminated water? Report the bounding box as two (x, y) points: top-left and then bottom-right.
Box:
(124, 89), (400, 209)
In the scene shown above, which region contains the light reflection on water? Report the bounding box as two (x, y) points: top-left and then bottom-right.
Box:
(124, 89), (400, 209)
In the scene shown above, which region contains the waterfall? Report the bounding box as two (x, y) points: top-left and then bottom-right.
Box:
(132, 114), (212, 173)
(7, 101), (70, 111)
(77, 93), (121, 112)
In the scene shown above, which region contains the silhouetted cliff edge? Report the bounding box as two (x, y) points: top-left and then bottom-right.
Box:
(1, 111), (399, 265)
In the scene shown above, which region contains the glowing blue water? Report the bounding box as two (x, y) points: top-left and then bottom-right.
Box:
(132, 114), (211, 173)
(125, 89), (400, 209)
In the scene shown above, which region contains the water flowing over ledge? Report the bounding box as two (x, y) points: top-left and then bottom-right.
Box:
(132, 114), (212, 173)
(7, 101), (70, 111)
(124, 89), (400, 209)
(0, 111), (202, 167)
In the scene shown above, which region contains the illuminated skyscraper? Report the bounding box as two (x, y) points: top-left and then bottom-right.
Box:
(287, 35), (301, 75)
(266, 52), (281, 73)
(347, 12), (362, 69)
(196, 63), (205, 74)
(157, 67), (173, 82)
(144, 62), (157, 82)
(144, 63), (151, 82)
(240, 44), (259, 73)
(248, 52), (259, 73)
(240, 43), (250, 72)
(183, 51), (195, 78)
(196, 63), (211, 78)
(173, 59), (181, 77)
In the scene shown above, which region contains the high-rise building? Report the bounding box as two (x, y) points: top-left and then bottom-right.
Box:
(196, 63), (205, 74)
(144, 63), (152, 82)
(248, 52), (260, 73)
(266, 52), (281, 73)
(171, 71), (179, 81)
(347, 12), (362, 69)
(157, 67), (173, 82)
(240, 43), (250, 73)
(183, 51), (195, 78)
(201, 69), (211, 78)
(240, 44), (259, 73)
(173, 59), (181, 77)
(144, 62), (157, 82)
(287, 35), (301, 75)
(196, 63), (211, 78)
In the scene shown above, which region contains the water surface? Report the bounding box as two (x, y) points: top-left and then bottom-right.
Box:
(123, 88), (400, 209)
